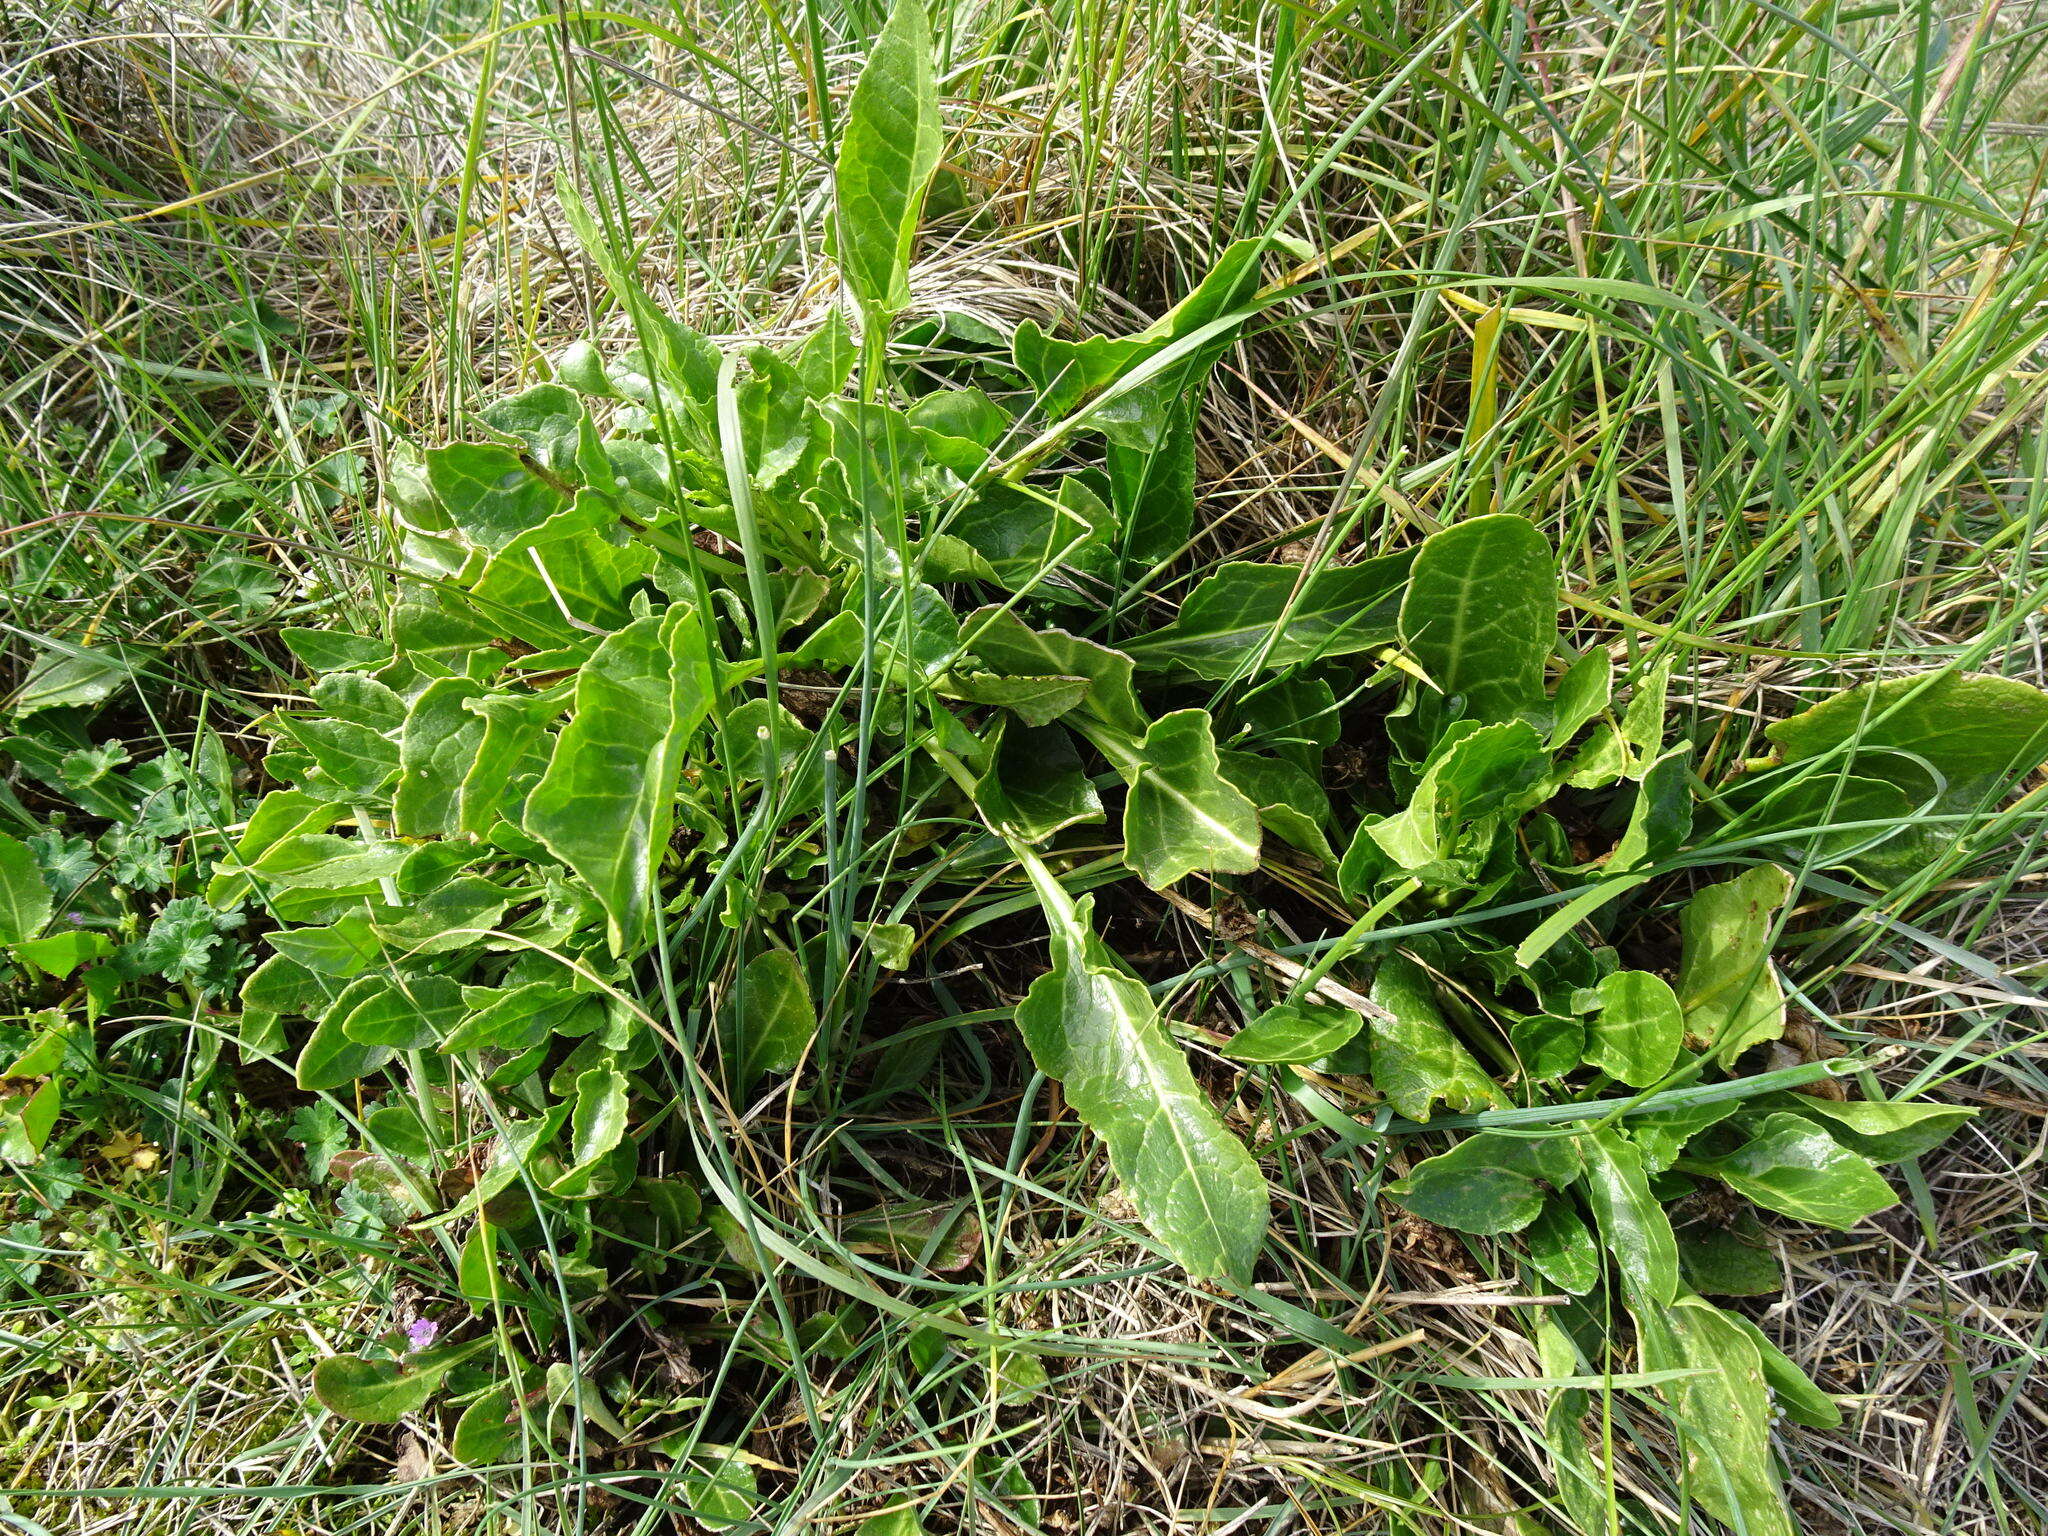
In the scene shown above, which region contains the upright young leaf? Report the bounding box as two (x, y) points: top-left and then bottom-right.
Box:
(566, 1063), (631, 1173)
(833, 0), (943, 319)
(1398, 514), (1557, 724)
(1015, 891), (1267, 1282)
(525, 606), (717, 955)
(1366, 719), (1550, 876)
(718, 949), (819, 1091)
(1676, 864), (1790, 1066)
(0, 832), (52, 945)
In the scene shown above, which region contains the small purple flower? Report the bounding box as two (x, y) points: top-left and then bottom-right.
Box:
(404, 1318), (438, 1352)
(67, 912), (85, 927)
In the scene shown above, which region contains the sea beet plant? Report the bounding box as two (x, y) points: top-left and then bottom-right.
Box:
(6, 1), (2041, 1529)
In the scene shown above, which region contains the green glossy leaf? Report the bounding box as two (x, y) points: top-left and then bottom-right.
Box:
(1389, 1131), (1581, 1236)
(1769, 671), (2048, 810)
(1522, 1197), (1599, 1295)
(467, 492), (656, 650)
(369, 877), (517, 955)
(0, 1078), (60, 1160)
(1010, 240), (1265, 431)
(674, 1446), (761, 1531)
(443, 981), (582, 1054)
(275, 716), (398, 798)
(1364, 953), (1504, 1121)
(566, 1062), (631, 1172)
(832, 0), (942, 318)
(0, 833), (52, 944)
(1107, 398), (1195, 566)
(857, 1505), (928, 1536)
(1584, 969), (1683, 1087)
(460, 689), (564, 837)
(393, 678), (486, 836)
(1218, 749), (1336, 864)
(854, 920), (916, 970)
(13, 646), (136, 716)
(206, 789), (340, 906)
(1399, 514), (1556, 724)
(941, 670), (1090, 727)
(525, 606), (717, 955)
(1629, 1096), (1741, 1174)
(312, 1354), (438, 1424)
(1534, 1314), (1608, 1536)
(937, 477), (1112, 593)
(1685, 1111), (1897, 1229)
(1727, 770), (1914, 870)
(1367, 720), (1549, 877)
(1015, 891), (1266, 1281)
(1225, 1002), (1361, 1065)
(1508, 1012), (1583, 1081)
(242, 952), (340, 1018)
(1753, 1093), (1974, 1163)
(338, 974), (465, 1049)
(1125, 553), (1414, 680)
(1581, 1127), (1678, 1304)
(426, 442), (567, 551)
(1547, 650), (1611, 749)
(720, 950), (818, 1090)
(1606, 744), (1693, 871)
(961, 608), (1145, 734)
(1117, 709), (1261, 890)
(10, 929), (111, 980)
(295, 1008), (396, 1091)
(452, 1381), (537, 1464)
(972, 722), (1103, 842)
(1635, 1295), (1794, 1536)
(313, 1340), (489, 1425)
(1676, 864), (1790, 1065)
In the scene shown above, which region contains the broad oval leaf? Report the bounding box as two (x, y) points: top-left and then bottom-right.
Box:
(312, 1354), (437, 1424)
(1224, 1002), (1361, 1065)
(1584, 969), (1683, 1087)
(719, 949), (819, 1091)
(1398, 514), (1557, 724)
(1684, 1112), (1897, 1229)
